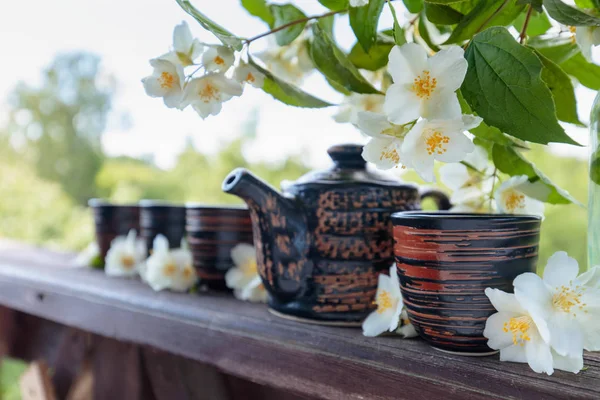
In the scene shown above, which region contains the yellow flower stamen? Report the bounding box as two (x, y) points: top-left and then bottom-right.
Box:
(183, 265), (194, 279)
(503, 190), (525, 212)
(375, 290), (394, 313)
(553, 284), (586, 316)
(568, 26), (577, 44)
(503, 316), (532, 346)
(425, 130), (450, 155)
(163, 263), (177, 277)
(121, 255), (135, 269)
(159, 72), (175, 89)
(246, 72), (255, 83)
(199, 83), (220, 103)
(214, 55), (225, 65)
(380, 147), (401, 165)
(243, 260), (258, 276)
(412, 71), (437, 99)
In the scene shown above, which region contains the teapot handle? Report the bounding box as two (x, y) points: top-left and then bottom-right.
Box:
(419, 189), (452, 211)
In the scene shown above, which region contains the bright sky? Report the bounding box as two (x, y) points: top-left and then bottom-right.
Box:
(0, 0), (597, 169)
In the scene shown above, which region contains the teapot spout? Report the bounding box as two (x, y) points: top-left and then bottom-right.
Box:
(222, 168), (312, 300)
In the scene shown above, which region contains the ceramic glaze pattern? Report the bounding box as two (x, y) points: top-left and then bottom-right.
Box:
(186, 206), (253, 288)
(392, 212), (541, 354)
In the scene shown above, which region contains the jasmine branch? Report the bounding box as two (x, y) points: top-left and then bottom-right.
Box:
(245, 9), (344, 44)
(519, 6), (533, 44)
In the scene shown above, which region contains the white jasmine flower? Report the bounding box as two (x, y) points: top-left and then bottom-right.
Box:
(401, 115), (481, 182)
(514, 251), (600, 357)
(333, 94), (385, 125)
(357, 111), (409, 170)
(202, 46), (235, 73)
(142, 58), (186, 109)
(73, 242), (100, 267)
(385, 43), (467, 125)
(234, 63), (265, 88)
(350, 0), (369, 7)
(396, 309), (418, 338)
(575, 26), (600, 62)
(161, 21), (204, 66)
(105, 230), (146, 278)
(440, 146), (493, 212)
(226, 244), (267, 303)
(255, 37), (313, 84)
(362, 265), (404, 337)
(181, 73), (243, 119)
(495, 175), (545, 218)
(578, 265), (600, 289)
(142, 235), (197, 292)
(483, 288), (583, 375)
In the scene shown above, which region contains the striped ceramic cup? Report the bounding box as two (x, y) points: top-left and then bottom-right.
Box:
(391, 212), (541, 356)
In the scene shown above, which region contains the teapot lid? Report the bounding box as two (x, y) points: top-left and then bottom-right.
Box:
(284, 144), (414, 190)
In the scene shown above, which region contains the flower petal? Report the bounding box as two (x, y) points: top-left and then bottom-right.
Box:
(484, 288), (526, 314)
(483, 312), (517, 350)
(499, 344), (527, 364)
(552, 351), (584, 374)
(421, 89), (462, 121)
(362, 309), (396, 337)
(173, 21), (194, 54)
(513, 273), (552, 342)
(429, 45), (468, 92)
(388, 43), (427, 85)
(543, 251), (580, 288)
(578, 266), (600, 288)
(439, 163), (470, 191)
(384, 84), (421, 125)
(362, 137), (402, 170)
(547, 313), (584, 357)
(356, 111), (393, 139)
(524, 337), (554, 375)
(434, 131), (474, 163)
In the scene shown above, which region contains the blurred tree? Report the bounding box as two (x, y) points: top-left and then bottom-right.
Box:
(5, 52), (113, 204)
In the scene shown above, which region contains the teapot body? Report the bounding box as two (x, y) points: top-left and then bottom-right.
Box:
(269, 183), (421, 323)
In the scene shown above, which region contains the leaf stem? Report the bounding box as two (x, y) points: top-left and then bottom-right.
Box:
(245, 9), (344, 44)
(488, 166), (498, 211)
(519, 6), (533, 44)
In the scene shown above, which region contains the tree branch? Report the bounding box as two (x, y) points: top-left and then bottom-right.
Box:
(519, 6), (534, 44)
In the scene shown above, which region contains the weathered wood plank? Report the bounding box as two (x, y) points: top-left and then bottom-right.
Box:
(0, 244), (598, 399)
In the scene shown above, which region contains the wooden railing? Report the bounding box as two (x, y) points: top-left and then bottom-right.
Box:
(0, 241), (598, 399)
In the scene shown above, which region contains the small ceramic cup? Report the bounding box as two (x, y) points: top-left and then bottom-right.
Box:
(89, 199), (140, 260)
(391, 212), (542, 356)
(185, 204), (253, 289)
(139, 200), (186, 255)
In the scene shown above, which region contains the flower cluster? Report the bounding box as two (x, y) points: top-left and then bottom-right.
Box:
(484, 251), (600, 375)
(142, 21), (264, 119)
(103, 230), (197, 292)
(438, 146), (545, 218)
(362, 265), (417, 338)
(225, 243), (268, 303)
(354, 43), (482, 183)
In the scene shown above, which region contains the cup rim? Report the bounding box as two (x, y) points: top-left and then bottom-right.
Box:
(184, 203), (248, 210)
(139, 199), (185, 208)
(391, 211), (541, 222)
(88, 198), (139, 208)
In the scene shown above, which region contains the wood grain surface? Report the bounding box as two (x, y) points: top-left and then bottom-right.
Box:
(0, 242), (598, 399)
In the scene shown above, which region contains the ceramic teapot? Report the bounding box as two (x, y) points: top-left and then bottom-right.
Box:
(222, 144), (450, 325)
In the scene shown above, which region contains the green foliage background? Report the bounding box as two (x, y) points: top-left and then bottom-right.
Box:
(0, 50), (590, 273)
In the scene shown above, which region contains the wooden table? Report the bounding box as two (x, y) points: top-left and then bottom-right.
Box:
(0, 241), (599, 399)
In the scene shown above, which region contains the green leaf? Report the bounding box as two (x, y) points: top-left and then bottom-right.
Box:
(458, 90), (520, 146)
(462, 27), (578, 145)
(426, 0), (471, 3)
(319, 0), (349, 10)
(418, 17), (441, 51)
(320, 14), (336, 34)
(386, 0), (406, 45)
(348, 36), (395, 70)
(492, 145), (582, 205)
(591, 149), (600, 185)
(349, 0), (386, 52)
(532, 49), (584, 126)
(403, 0), (424, 13)
(518, 0), (543, 12)
(175, 0), (243, 50)
(528, 36), (580, 64)
(310, 22), (381, 94)
(445, 0), (525, 44)
(543, 0), (600, 26)
(575, 0), (595, 8)
(424, 3), (464, 25)
(561, 52), (600, 90)
(241, 0), (274, 26)
(248, 56), (333, 108)
(449, 0), (479, 14)
(513, 10), (551, 37)
(270, 4), (307, 46)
